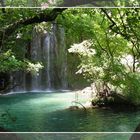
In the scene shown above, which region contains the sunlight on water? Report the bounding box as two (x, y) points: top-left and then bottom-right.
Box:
(0, 91), (140, 133)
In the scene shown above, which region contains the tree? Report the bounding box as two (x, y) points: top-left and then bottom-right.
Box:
(60, 8), (140, 105)
(0, 8), (66, 73)
(0, 8), (140, 105)
(0, 8), (66, 47)
(0, 8), (66, 92)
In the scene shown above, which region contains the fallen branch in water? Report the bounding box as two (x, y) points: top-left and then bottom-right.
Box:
(71, 101), (87, 111)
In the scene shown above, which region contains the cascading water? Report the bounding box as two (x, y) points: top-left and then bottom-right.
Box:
(44, 35), (51, 89)
(43, 30), (55, 90)
(10, 23), (68, 92)
(60, 27), (68, 89)
(31, 29), (42, 90)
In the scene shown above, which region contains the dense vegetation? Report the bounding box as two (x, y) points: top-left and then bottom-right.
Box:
(62, 9), (140, 105)
(0, 8), (140, 105)
(59, 9), (140, 105)
(0, 8), (64, 73)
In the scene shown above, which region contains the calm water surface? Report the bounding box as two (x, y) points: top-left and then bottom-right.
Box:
(0, 92), (140, 133)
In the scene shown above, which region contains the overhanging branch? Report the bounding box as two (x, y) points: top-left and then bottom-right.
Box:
(101, 8), (128, 39)
(0, 8), (66, 47)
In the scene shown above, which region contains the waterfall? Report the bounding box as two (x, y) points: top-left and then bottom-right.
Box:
(45, 35), (51, 89)
(10, 23), (68, 92)
(31, 29), (42, 90)
(60, 27), (68, 89)
(43, 32), (55, 90)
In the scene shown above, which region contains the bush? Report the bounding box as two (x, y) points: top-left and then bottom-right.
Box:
(122, 73), (140, 105)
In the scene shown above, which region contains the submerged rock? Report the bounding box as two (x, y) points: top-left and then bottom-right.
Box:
(68, 106), (79, 110)
(92, 92), (137, 110)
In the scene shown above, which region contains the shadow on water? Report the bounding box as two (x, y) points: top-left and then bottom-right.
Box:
(1, 92), (140, 133)
(44, 106), (140, 132)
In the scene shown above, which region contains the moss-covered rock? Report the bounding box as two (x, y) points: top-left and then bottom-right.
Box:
(92, 92), (138, 108)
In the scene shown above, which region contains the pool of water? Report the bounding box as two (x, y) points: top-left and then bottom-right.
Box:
(0, 92), (140, 132)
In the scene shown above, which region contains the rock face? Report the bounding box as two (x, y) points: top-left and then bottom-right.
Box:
(11, 24), (68, 91)
(8, 23), (89, 93)
(108, 93), (138, 108)
(92, 91), (137, 109)
(0, 73), (10, 92)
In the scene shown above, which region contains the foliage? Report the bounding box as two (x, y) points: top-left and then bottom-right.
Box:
(0, 50), (23, 72)
(64, 9), (140, 104)
(0, 8), (140, 104)
(122, 73), (140, 105)
(25, 60), (43, 74)
(0, 50), (43, 74)
(0, 8), (59, 75)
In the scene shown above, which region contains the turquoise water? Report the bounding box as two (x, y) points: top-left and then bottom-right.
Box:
(0, 92), (140, 133)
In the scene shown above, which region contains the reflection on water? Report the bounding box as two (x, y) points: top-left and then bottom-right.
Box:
(0, 92), (140, 132)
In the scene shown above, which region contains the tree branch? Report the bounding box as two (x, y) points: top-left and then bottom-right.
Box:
(101, 8), (128, 39)
(0, 8), (66, 47)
